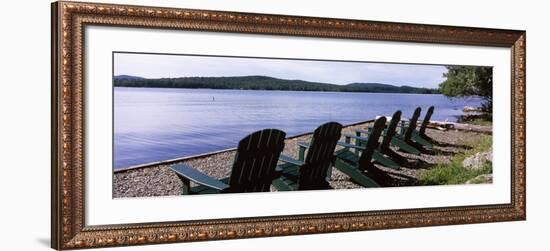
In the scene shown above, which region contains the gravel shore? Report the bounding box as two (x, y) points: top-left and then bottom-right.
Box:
(113, 122), (489, 198)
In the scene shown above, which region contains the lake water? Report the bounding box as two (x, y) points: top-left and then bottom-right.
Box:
(114, 87), (483, 169)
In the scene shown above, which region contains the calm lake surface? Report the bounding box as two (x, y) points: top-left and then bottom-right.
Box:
(114, 87), (483, 169)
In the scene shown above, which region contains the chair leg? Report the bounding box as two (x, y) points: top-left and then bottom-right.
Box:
(326, 166), (333, 181)
(299, 146), (306, 161)
(180, 178), (191, 195)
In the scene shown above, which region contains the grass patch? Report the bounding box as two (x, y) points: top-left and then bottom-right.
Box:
(418, 134), (493, 185)
(467, 118), (493, 126)
(418, 162), (492, 185)
(464, 134), (492, 155)
(458, 113), (493, 126)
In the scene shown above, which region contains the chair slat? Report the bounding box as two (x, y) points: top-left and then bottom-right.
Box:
(419, 106), (434, 135)
(358, 117), (387, 169)
(228, 129), (286, 193)
(380, 110), (401, 151)
(403, 107), (421, 141)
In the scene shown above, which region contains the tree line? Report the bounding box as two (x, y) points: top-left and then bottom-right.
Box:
(114, 75), (439, 94)
(438, 66), (493, 111)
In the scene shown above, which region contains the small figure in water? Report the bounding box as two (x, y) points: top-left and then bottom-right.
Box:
(212, 96), (215, 101)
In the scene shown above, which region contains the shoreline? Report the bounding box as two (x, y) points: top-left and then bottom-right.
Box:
(113, 120), (492, 198)
(114, 86), (442, 95)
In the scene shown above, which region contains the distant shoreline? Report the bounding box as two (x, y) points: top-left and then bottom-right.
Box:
(114, 86), (442, 95)
(114, 75), (440, 94)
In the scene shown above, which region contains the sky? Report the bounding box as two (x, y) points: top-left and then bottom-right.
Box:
(114, 53), (449, 88)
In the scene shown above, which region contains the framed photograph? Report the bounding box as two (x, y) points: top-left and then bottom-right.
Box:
(51, 1), (526, 249)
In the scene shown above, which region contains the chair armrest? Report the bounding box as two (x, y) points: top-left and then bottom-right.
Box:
(296, 142), (310, 162)
(354, 129), (370, 135)
(343, 133), (369, 142)
(279, 154), (305, 166)
(170, 164), (230, 191)
(398, 120), (410, 130)
(297, 142), (310, 149)
(364, 123), (388, 130)
(337, 141), (366, 150)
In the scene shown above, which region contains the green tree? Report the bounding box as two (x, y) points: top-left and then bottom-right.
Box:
(439, 66), (493, 111)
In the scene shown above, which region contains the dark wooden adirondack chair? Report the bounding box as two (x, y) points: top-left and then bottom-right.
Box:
(333, 117), (388, 187)
(410, 106), (434, 148)
(170, 129), (286, 194)
(380, 110), (403, 153)
(354, 110), (408, 165)
(392, 107), (425, 154)
(343, 125), (399, 169)
(272, 122), (343, 191)
(397, 106), (434, 151)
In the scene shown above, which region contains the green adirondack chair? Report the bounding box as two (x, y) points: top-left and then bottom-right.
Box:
(358, 109), (423, 155)
(354, 110), (408, 165)
(398, 106), (434, 151)
(333, 116), (388, 187)
(411, 106), (434, 148)
(272, 122), (343, 191)
(169, 129), (286, 194)
(392, 107), (425, 154)
(343, 125), (400, 170)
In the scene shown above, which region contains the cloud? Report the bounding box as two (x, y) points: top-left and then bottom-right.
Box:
(114, 53), (448, 88)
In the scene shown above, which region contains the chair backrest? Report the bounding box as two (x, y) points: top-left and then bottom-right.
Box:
(358, 117), (387, 170)
(299, 122), (343, 190)
(380, 110), (402, 150)
(227, 129), (286, 193)
(419, 106), (434, 135)
(403, 107), (421, 141)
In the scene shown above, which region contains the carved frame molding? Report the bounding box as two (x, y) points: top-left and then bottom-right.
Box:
(51, 1), (526, 249)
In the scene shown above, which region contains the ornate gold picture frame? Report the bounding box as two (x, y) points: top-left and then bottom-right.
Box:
(51, 1), (526, 249)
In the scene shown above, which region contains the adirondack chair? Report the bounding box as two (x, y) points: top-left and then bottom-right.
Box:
(169, 129), (286, 194)
(398, 106), (434, 150)
(391, 107), (426, 154)
(333, 116), (388, 187)
(272, 122), (343, 191)
(343, 118), (400, 170)
(353, 110), (408, 165)
(411, 106), (434, 148)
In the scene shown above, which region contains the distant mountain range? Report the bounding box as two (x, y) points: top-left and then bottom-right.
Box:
(113, 75), (439, 94)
